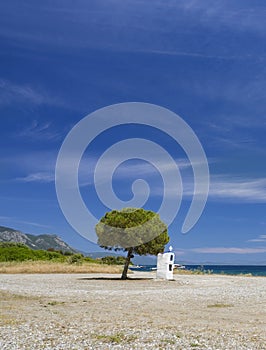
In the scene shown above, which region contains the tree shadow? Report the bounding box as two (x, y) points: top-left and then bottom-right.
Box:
(77, 277), (154, 281)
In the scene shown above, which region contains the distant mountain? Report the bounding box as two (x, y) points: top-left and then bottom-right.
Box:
(0, 226), (77, 253)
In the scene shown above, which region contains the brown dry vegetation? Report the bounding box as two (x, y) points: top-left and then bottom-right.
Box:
(0, 261), (123, 274)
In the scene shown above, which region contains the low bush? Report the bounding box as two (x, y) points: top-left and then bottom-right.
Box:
(67, 253), (84, 264)
(100, 256), (127, 265)
(0, 243), (65, 262)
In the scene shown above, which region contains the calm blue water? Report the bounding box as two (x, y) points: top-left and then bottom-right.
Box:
(129, 265), (266, 276)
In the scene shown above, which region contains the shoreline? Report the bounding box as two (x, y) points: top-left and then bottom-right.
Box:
(1, 273), (265, 349)
(1, 260), (265, 276)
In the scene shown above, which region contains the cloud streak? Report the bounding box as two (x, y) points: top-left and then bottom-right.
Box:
(7, 145), (266, 204)
(247, 234), (266, 243)
(0, 216), (51, 229)
(18, 120), (62, 141)
(15, 172), (54, 183)
(190, 247), (266, 254)
(79, 155), (206, 189)
(152, 174), (266, 203)
(79, 154), (266, 203)
(1, 1), (265, 57)
(208, 177), (266, 203)
(174, 246), (266, 255)
(0, 79), (63, 107)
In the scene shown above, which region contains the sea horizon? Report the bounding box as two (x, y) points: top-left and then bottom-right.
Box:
(130, 264), (266, 276)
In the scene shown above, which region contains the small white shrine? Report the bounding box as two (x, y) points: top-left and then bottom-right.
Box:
(156, 246), (175, 280)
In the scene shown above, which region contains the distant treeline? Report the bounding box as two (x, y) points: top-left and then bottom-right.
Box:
(0, 242), (127, 265)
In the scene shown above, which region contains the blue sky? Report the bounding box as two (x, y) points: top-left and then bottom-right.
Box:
(0, 0), (266, 264)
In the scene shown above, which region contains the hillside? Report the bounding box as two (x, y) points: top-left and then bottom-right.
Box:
(0, 226), (76, 253)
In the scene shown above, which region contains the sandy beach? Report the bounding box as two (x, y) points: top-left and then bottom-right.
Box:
(0, 272), (265, 349)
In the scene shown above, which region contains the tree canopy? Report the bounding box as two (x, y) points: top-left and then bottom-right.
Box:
(95, 208), (169, 279)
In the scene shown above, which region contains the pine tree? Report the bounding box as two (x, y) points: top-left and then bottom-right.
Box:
(95, 208), (169, 279)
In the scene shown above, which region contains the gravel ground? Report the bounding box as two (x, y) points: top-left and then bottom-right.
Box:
(0, 273), (265, 349)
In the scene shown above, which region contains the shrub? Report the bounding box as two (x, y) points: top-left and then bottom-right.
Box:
(0, 243), (65, 262)
(67, 254), (83, 265)
(100, 256), (127, 265)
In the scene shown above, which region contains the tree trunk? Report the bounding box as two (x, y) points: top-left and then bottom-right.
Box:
(121, 248), (133, 280)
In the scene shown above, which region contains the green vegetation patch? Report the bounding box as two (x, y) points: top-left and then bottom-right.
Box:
(0, 242), (127, 265)
(0, 243), (67, 262)
(93, 332), (137, 344)
(207, 303), (234, 308)
(100, 255), (127, 265)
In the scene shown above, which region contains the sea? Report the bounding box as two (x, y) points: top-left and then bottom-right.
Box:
(129, 265), (266, 276)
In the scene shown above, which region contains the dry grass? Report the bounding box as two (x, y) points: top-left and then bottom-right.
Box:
(0, 290), (35, 326)
(0, 261), (123, 274)
(173, 269), (209, 275)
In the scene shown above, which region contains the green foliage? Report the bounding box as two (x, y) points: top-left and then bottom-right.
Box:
(67, 253), (84, 265)
(100, 256), (127, 265)
(0, 242), (25, 248)
(95, 208), (169, 279)
(191, 266), (213, 275)
(93, 332), (137, 344)
(95, 208), (169, 254)
(63, 250), (74, 256)
(83, 256), (99, 263)
(0, 242), (65, 262)
(0, 242), (128, 267)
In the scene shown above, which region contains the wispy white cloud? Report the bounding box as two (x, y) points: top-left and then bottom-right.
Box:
(9, 146), (266, 203)
(15, 172), (54, 183)
(190, 247), (266, 254)
(135, 49), (254, 61)
(0, 216), (51, 229)
(2, 148), (68, 185)
(208, 136), (257, 151)
(208, 176), (266, 203)
(0, 79), (63, 106)
(247, 234), (266, 243)
(80, 153), (266, 204)
(150, 174), (266, 203)
(176, 1), (266, 36)
(166, 175), (266, 202)
(1, 150), (57, 178)
(97, 157), (193, 177)
(173, 245), (266, 256)
(207, 115), (266, 131)
(185, 75), (266, 113)
(1, 1), (265, 58)
(79, 155), (206, 188)
(18, 120), (62, 141)
(204, 115), (266, 153)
